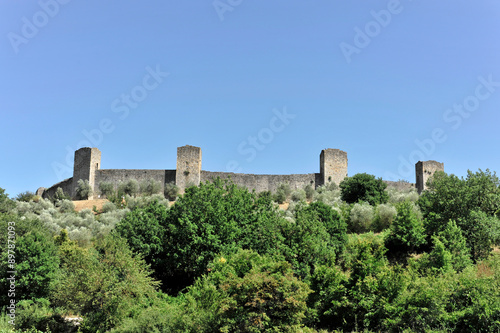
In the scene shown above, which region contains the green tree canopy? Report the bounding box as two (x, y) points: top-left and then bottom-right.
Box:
(418, 169), (500, 261)
(117, 178), (288, 294)
(0, 218), (59, 304)
(385, 201), (426, 255)
(53, 233), (159, 332)
(339, 173), (389, 205)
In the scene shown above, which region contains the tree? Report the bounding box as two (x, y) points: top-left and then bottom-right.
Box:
(300, 201), (347, 257)
(98, 181), (115, 198)
(436, 220), (472, 271)
(115, 200), (169, 285)
(418, 169), (500, 260)
(340, 173), (389, 206)
(75, 179), (93, 200)
(53, 233), (160, 332)
(465, 210), (500, 261)
(0, 218), (59, 304)
(139, 178), (162, 196)
(0, 187), (15, 213)
(51, 187), (70, 203)
(274, 182), (291, 204)
(164, 181), (179, 201)
(15, 191), (37, 202)
(385, 201), (426, 255)
(187, 249), (312, 333)
(118, 179), (139, 197)
(418, 237), (453, 274)
(118, 178), (287, 294)
(282, 203), (339, 278)
(349, 201), (374, 233)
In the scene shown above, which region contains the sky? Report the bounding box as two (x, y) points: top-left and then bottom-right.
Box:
(1, 1), (499, 198)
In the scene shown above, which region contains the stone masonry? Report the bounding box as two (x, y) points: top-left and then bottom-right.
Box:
(176, 145), (202, 194)
(38, 145), (444, 199)
(320, 149), (348, 186)
(415, 160), (445, 194)
(72, 147), (101, 199)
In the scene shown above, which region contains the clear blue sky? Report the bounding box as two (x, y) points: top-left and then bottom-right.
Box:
(1, 1), (499, 198)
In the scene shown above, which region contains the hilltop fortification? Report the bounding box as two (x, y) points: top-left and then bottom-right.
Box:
(38, 146), (443, 199)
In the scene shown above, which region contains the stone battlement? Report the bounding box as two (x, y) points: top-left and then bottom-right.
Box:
(38, 146), (443, 199)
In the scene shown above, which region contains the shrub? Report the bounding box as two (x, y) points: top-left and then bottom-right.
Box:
(372, 203), (397, 232)
(413, 237), (454, 274)
(387, 187), (419, 203)
(313, 186), (342, 206)
(51, 187), (70, 203)
(118, 179), (139, 197)
(304, 184), (315, 201)
(291, 188), (307, 202)
(15, 191), (37, 202)
(98, 207), (130, 226)
(164, 182), (179, 201)
(98, 181), (115, 198)
(140, 178), (162, 196)
(274, 182), (292, 204)
(101, 201), (117, 213)
(10, 299), (74, 333)
(57, 199), (75, 213)
(75, 179), (93, 200)
(349, 201), (374, 233)
(319, 181), (338, 192)
(125, 193), (170, 210)
(340, 173), (389, 206)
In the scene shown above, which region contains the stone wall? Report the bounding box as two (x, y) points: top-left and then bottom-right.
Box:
(201, 171), (319, 193)
(42, 177), (73, 199)
(383, 180), (416, 191)
(38, 145), (444, 200)
(416, 160), (444, 194)
(94, 169), (176, 196)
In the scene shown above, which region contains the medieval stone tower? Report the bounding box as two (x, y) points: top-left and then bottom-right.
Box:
(176, 145), (202, 193)
(72, 147), (101, 199)
(415, 160), (444, 194)
(320, 149), (348, 186)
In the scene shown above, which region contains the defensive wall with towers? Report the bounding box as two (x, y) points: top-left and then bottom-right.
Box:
(37, 145), (443, 200)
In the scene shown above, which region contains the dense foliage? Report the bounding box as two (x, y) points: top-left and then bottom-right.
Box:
(339, 173), (389, 205)
(419, 169), (500, 261)
(1, 168), (500, 332)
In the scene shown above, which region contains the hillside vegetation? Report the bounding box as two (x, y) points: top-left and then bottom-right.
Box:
(1, 170), (500, 332)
